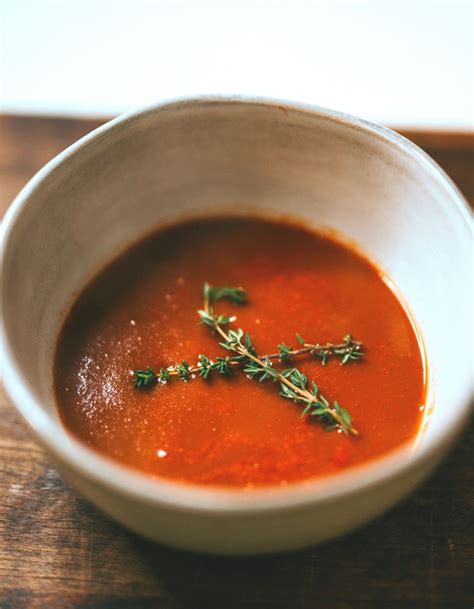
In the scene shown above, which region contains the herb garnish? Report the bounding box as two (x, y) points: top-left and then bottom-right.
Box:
(133, 283), (363, 435)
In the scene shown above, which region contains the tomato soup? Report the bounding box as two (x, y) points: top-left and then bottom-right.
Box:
(55, 217), (425, 487)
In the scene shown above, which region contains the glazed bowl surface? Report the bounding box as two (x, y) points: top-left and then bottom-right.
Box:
(1, 98), (472, 554)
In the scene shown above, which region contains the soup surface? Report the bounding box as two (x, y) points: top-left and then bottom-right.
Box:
(55, 217), (425, 487)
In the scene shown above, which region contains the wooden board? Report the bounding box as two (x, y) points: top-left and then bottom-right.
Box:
(1, 115), (473, 609)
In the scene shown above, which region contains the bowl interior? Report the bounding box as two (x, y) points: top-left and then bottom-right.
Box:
(2, 99), (472, 473)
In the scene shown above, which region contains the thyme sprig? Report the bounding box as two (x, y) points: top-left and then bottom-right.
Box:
(198, 286), (358, 435)
(133, 334), (361, 388)
(132, 283), (363, 435)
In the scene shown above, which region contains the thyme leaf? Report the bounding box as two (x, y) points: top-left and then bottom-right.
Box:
(203, 283), (247, 305)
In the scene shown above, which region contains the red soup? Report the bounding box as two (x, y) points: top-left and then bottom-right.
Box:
(55, 217), (425, 487)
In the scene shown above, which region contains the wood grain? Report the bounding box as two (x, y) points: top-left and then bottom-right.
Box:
(1, 115), (473, 609)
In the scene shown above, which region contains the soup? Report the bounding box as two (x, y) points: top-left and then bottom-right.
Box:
(55, 217), (425, 487)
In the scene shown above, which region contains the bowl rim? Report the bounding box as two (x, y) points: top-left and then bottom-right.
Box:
(1, 95), (472, 513)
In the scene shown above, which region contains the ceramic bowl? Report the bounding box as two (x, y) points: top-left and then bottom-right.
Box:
(1, 98), (472, 554)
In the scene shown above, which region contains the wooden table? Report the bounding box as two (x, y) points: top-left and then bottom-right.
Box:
(1, 115), (472, 609)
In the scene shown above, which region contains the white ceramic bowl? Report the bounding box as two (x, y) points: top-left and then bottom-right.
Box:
(1, 98), (472, 555)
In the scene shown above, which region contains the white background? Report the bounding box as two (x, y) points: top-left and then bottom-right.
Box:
(1, 0), (473, 127)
